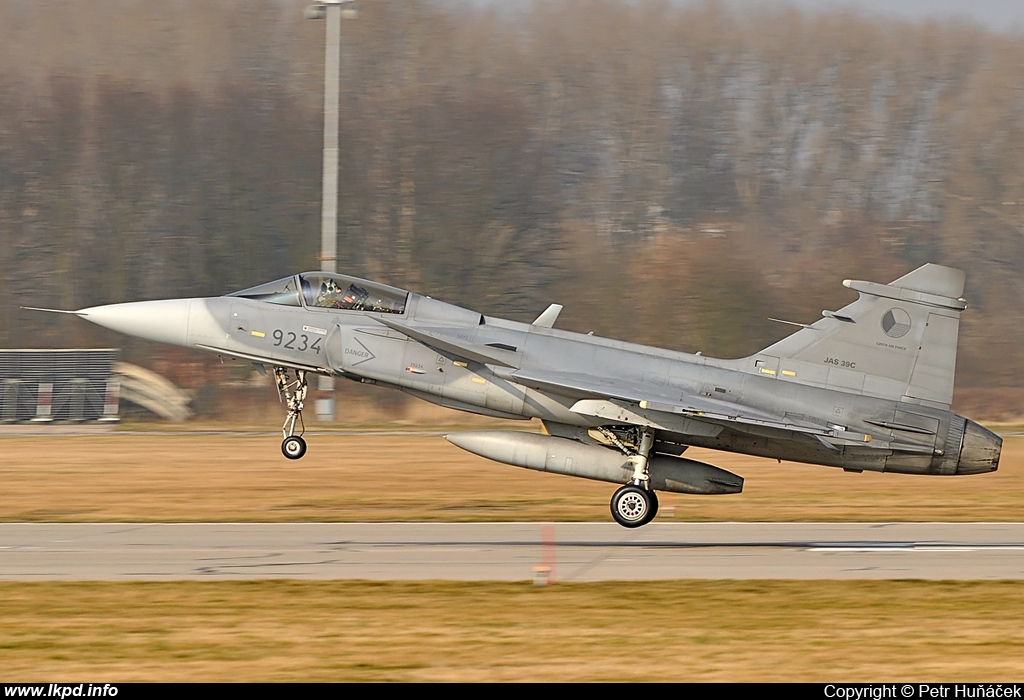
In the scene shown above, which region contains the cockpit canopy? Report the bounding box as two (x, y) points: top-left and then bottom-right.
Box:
(229, 273), (408, 314)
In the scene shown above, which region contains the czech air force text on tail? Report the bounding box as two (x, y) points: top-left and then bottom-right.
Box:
(41, 263), (1001, 527)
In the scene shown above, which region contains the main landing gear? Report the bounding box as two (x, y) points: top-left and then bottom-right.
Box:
(601, 425), (660, 528)
(275, 367), (308, 460)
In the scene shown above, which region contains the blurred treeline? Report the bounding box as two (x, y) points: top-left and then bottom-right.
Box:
(3, 0), (1024, 389)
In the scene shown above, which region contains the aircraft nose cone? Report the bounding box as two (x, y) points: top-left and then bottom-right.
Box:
(78, 299), (192, 347)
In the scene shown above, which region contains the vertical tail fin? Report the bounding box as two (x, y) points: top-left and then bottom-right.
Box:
(761, 264), (966, 408)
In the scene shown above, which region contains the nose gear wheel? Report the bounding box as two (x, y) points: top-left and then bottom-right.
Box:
(282, 434), (307, 459)
(275, 367), (308, 459)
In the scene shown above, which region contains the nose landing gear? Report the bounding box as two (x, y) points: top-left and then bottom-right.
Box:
(275, 367), (308, 460)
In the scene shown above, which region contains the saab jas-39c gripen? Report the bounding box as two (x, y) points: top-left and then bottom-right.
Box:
(36, 262), (1001, 527)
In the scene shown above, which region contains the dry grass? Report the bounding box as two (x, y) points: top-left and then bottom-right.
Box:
(0, 429), (1021, 522)
(3, 428), (1022, 682)
(1, 580), (1023, 681)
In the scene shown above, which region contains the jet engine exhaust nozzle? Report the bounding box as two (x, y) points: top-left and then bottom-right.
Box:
(956, 419), (1001, 475)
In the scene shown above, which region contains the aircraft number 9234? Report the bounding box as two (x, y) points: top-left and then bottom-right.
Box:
(271, 330), (322, 354)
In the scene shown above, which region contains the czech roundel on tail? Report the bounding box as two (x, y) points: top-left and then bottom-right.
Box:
(28, 263), (1000, 527)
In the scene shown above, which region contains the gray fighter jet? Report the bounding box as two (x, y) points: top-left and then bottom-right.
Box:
(43, 263), (1001, 527)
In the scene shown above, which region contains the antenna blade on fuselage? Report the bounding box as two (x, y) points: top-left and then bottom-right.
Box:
(532, 304), (563, 328)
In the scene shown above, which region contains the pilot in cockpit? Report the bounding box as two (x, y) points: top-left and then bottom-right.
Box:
(316, 279), (370, 310)
(317, 279), (344, 308)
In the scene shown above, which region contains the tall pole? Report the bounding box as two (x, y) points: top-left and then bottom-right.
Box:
(320, 3), (340, 275)
(307, 1), (356, 422)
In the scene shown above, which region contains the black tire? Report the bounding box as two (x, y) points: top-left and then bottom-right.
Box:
(647, 489), (659, 522)
(610, 484), (654, 528)
(282, 435), (307, 460)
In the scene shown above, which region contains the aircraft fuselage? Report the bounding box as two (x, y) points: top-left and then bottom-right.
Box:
(66, 265), (1000, 526)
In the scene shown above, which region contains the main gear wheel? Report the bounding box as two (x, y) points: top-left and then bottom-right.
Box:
(610, 484), (658, 528)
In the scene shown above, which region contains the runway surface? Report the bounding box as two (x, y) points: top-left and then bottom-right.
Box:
(2, 522), (1024, 581)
